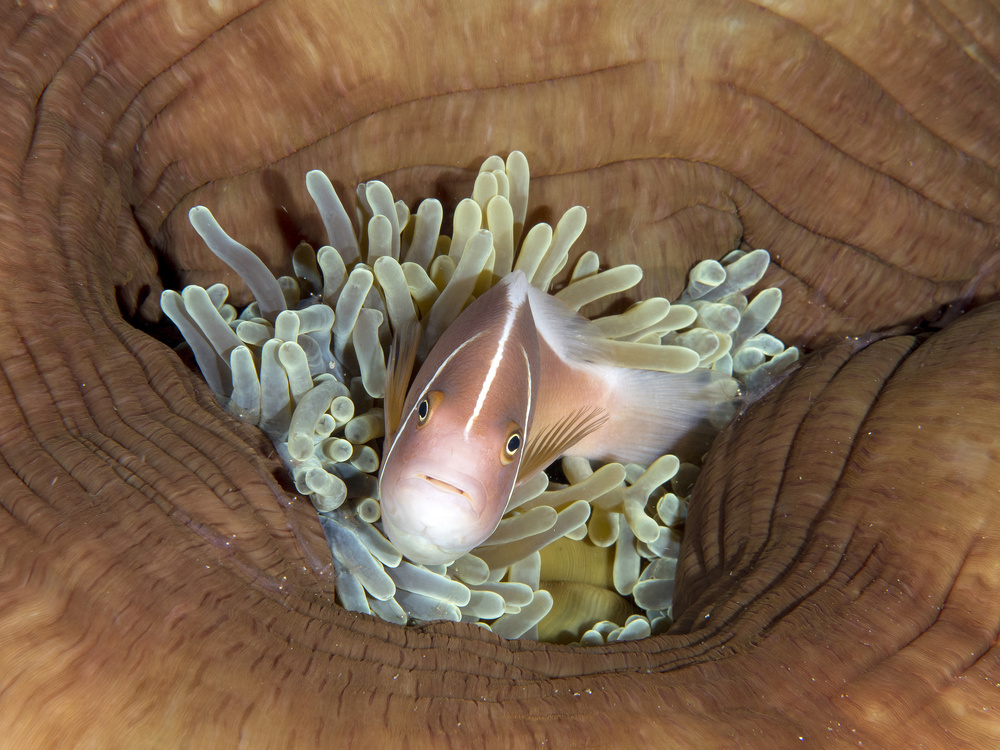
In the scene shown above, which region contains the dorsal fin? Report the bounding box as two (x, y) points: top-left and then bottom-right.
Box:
(384, 321), (420, 446)
(525, 282), (613, 366)
(517, 405), (609, 481)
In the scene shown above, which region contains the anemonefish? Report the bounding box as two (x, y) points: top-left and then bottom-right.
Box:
(378, 270), (736, 565)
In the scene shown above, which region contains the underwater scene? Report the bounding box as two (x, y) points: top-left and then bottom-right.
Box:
(163, 151), (798, 644)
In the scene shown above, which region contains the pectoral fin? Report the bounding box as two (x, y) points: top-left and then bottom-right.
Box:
(384, 321), (420, 446)
(518, 405), (609, 481)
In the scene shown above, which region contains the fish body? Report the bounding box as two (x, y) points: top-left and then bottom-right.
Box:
(379, 272), (539, 564)
(379, 270), (734, 565)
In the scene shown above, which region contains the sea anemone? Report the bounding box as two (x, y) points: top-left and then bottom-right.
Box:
(161, 152), (797, 643)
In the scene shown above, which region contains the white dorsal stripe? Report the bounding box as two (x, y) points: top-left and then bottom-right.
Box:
(522, 346), (532, 428)
(464, 299), (520, 439)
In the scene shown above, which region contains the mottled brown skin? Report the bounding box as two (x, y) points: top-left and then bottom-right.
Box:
(1, 0), (999, 747)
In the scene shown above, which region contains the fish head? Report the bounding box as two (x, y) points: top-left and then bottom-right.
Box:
(379, 272), (539, 565)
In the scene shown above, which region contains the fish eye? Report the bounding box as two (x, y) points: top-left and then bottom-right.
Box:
(415, 391), (444, 428)
(501, 422), (523, 464)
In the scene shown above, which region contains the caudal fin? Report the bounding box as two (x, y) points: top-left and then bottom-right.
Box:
(572, 366), (739, 466)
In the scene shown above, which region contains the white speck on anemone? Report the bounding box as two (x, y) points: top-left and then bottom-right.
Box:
(161, 151), (800, 643)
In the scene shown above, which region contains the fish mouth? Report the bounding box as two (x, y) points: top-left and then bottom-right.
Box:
(418, 474), (477, 505)
(412, 473), (486, 515)
(393, 460), (489, 516)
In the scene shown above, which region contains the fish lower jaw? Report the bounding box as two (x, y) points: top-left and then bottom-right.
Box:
(381, 481), (491, 564)
(381, 513), (472, 565)
(382, 529), (463, 566)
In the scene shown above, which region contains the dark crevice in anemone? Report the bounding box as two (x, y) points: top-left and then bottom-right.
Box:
(677, 333), (917, 636)
(779, 335), (924, 540)
(0, 368), (76, 534)
(755, 537), (885, 644)
(707, 332), (932, 647)
(755, 333), (920, 563)
(117, 284), (188, 351)
(729, 191), (954, 292)
(118, 211), (188, 349)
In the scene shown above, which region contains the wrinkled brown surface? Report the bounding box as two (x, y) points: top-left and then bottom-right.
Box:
(1, 0), (999, 746)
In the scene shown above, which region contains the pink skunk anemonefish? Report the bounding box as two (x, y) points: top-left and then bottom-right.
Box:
(378, 270), (736, 565)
